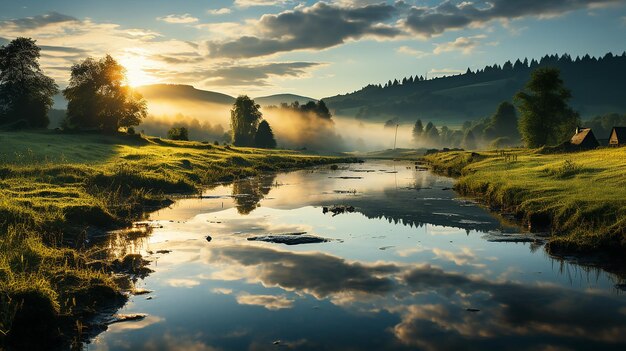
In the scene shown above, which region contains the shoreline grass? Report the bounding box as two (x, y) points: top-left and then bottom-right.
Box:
(0, 130), (350, 348)
(424, 148), (626, 255)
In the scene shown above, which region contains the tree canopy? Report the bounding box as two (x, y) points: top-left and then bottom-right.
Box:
(515, 68), (579, 147)
(254, 120), (277, 149)
(412, 119), (423, 143)
(486, 101), (519, 140)
(167, 127), (189, 141)
(63, 55), (147, 132)
(231, 95), (262, 146)
(272, 100), (333, 119)
(0, 37), (58, 128)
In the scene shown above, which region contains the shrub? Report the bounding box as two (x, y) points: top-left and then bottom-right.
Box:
(167, 127), (188, 141)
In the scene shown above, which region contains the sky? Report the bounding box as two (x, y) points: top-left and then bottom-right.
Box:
(1, 0), (625, 98)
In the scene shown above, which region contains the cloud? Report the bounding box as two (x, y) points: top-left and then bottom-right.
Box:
(0, 12), (78, 31)
(396, 45), (430, 58)
(403, 0), (621, 37)
(433, 34), (487, 55)
(207, 245), (400, 299)
(146, 61), (322, 87)
(236, 292), (294, 310)
(208, 8), (232, 15)
(234, 0), (291, 7)
(166, 278), (201, 288)
(157, 14), (199, 24)
(206, 1), (400, 58)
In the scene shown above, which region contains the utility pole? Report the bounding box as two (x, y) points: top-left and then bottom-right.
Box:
(393, 124), (399, 150)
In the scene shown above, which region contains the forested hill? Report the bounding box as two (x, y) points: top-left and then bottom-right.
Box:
(324, 52), (626, 124)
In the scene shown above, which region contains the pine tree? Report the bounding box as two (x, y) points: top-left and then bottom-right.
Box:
(254, 120), (277, 149)
(0, 37), (58, 128)
(412, 119), (424, 143)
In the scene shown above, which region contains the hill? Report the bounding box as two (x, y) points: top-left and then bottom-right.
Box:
(254, 94), (317, 107)
(324, 52), (626, 124)
(135, 84), (235, 105)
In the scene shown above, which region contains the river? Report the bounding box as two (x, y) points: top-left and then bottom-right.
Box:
(87, 160), (626, 351)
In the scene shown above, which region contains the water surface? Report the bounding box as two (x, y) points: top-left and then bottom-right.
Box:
(89, 161), (626, 351)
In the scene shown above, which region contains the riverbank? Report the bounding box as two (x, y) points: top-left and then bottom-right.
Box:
(0, 130), (348, 348)
(424, 148), (626, 255)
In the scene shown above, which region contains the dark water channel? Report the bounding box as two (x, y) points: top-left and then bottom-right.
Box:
(88, 160), (626, 351)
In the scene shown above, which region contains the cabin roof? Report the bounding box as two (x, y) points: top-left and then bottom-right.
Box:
(570, 128), (595, 145)
(611, 127), (626, 140)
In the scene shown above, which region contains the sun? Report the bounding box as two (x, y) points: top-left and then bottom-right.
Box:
(117, 53), (159, 87)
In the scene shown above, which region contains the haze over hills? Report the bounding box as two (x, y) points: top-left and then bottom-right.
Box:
(49, 52), (626, 130)
(323, 52), (626, 124)
(135, 84), (236, 105)
(254, 94), (317, 107)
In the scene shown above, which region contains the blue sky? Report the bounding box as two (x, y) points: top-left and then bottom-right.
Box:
(1, 0), (625, 98)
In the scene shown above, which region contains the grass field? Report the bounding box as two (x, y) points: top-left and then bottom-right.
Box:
(425, 147), (626, 254)
(0, 130), (345, 346)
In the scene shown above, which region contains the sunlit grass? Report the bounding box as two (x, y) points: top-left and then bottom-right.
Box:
(426, 147), (626, 253)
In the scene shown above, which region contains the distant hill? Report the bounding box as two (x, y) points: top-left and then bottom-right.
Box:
(254, 94), (317, 107)
(136, 84), (235, 105)
(323, 52), (626, 124)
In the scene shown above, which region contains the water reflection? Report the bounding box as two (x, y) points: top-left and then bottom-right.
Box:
(232, 174), (277, 215)
(90, 161), (626, 351)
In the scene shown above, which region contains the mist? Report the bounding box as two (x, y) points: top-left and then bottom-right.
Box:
(140, 98), (447, 152)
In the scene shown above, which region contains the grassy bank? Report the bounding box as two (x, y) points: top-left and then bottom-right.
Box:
(0, 130), (346, 347)
(425, 148), (626, 254)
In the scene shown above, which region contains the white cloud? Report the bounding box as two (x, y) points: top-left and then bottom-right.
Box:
(236, 292), (294, 310)
(396, 46), (430, 58)
(234, 0), (290, 8)
(157, 14), (199, 24)
(433, 35), (487, 55)
(208, 8), (232, 15)
(167, 278), (201, 288)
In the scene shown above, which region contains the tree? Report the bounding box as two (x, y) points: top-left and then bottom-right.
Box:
(0, 37), (58, 128)
(231, 95), (262, 146)
(462, 130), (477, 149)
(412, 119), (424, 143)
(315, 100), (332, 119)
(254, 120), (277, 148)
(167, 127), (188, 141)
(425, 122), (439, 144)
(63, 55), (146, 132)
(515, 68), (579, 147)
(486, 101), (519, 140)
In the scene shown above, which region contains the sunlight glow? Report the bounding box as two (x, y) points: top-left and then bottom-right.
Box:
(118, 50), (160, 87)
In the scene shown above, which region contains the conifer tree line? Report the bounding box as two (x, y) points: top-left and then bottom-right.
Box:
(369, 52), (626, 90)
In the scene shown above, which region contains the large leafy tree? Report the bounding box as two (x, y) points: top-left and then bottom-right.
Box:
(230, 95), (262, 146)
(515, 68), (579, 147)
(0, 37), (58, 128)
(486, 101), (519, 140)
(254, 120), (277, 148)
(63, 55), (146, 132)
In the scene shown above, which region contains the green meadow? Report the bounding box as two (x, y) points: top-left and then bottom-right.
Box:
(425, 147), (626, 254)
(0, 130), (344, 343)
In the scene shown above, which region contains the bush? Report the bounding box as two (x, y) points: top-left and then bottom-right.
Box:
(167, 127), (188, 141)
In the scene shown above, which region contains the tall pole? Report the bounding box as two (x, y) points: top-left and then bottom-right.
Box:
(393, 124), (399, 150)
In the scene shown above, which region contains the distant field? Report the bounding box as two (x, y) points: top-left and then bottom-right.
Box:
(426, 147), (626, 254)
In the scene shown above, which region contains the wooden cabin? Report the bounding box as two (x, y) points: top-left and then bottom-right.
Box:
(570, 127), (599, 149)
(609, 127), (626, 147)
